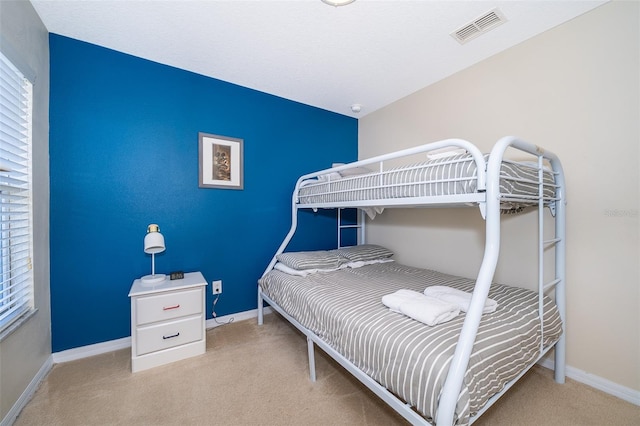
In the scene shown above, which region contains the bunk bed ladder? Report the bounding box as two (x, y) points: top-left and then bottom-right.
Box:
(337, 208), (366, 247)
(537, 155), (566, 378)
(538, 156), (549, 352)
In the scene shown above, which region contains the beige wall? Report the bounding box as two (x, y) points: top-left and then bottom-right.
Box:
(359, 1), (639, 392)
(0, 0), (51, 421)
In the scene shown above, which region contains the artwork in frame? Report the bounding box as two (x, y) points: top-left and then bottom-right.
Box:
(198, 132), (244, 190)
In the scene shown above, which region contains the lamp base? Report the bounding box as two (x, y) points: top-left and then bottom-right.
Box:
(141, 274), (166, 285)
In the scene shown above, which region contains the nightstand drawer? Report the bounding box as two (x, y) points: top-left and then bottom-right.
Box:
(136, 315), (203, 356)
(136, 288), (202, 325)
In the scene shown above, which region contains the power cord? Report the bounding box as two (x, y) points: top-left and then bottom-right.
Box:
(212, 294), (234, 325)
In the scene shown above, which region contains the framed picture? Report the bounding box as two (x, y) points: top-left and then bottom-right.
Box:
(198, 132), (244, 190)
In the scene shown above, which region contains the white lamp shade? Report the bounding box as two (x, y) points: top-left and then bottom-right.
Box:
(144, 231), (165, 254)
(141, 224), (166, 285)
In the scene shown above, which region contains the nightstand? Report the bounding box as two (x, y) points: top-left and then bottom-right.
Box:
(128, 271), (207, 372)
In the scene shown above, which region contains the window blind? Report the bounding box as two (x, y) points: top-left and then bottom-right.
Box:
(0, 50), (34, 332)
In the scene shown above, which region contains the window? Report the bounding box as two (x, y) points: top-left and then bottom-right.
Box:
(0, 50), (34, 334)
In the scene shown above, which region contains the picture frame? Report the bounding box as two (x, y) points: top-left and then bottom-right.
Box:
(198, 132), (244, 190)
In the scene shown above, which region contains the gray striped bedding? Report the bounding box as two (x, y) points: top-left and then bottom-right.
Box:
(297, 154), (555, 211)
(258, 261), (562, 425)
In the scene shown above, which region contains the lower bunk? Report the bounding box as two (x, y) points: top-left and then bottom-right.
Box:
(257, 247), (563, 426)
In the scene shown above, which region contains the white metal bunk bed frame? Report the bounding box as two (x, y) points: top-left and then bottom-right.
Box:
(257, 136), (566, 426)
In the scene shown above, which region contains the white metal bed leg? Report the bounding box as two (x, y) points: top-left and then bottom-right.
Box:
(257, 286), (264, 326)
(307, 337), (317, 382)
(554, 333), (566, 383)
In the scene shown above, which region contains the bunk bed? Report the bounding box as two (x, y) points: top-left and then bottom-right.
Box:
(257, 136), (566, 426)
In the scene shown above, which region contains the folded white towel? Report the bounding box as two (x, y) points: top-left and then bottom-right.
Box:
(399, 298), (460, 327)
(382, 289), (423, 313)
(382, 290), (460, 326)
(423, 286), (498, 314)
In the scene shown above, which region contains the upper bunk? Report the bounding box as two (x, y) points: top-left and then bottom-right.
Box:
(292, 136), (563, 218)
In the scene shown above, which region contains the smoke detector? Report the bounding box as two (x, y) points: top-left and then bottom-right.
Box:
(451, 8), (507, 44)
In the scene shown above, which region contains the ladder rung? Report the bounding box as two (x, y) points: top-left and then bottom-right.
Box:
(543, 278), (562, 292)
(544, 238), (561, 246)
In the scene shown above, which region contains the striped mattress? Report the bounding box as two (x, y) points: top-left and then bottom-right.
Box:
(258, 261), (562, 425)
(297, 154), (555, 212)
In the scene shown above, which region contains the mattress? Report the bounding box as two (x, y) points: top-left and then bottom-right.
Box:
(258, 261), (562, 425)
(297, 154), (556, 212)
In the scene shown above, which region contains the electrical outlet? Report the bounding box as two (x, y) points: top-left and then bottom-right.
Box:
(212, 280), (222, 295)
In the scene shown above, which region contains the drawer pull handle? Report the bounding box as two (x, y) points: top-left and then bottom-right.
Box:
(163, 304), (180, 311)
(163, 332), (180, 340)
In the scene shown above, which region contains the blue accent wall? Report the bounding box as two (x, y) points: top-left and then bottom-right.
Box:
(49, 34), (358, 352)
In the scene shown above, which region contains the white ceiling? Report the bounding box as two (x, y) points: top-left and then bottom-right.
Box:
(31, 0), (607, 118)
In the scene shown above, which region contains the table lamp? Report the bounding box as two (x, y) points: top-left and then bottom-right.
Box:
(141, 224), (166, 284)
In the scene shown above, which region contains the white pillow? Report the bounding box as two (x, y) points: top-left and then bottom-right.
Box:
(318, 172), (343, 182)
(337, 166), (373, 177)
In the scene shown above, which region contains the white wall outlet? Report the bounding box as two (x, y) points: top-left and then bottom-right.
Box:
(212, 280), (222, 295)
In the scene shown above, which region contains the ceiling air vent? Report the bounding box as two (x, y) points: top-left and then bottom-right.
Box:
(451, 8), (507, 44)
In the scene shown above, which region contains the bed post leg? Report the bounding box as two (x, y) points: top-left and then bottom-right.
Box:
(307, 337), (317, 382)
(554, 334), (566, 384)
(257, 286), (264, 326)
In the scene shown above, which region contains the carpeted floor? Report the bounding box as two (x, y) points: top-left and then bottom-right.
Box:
(14, 313), (639, 426)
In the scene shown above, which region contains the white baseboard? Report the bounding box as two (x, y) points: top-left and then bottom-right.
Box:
(205, 306), (272, 329)
(538, 358), (640, 406)
(51, 307), (273, 364)
(1, 355), (53, 426)
(52, 336), (132, 364)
